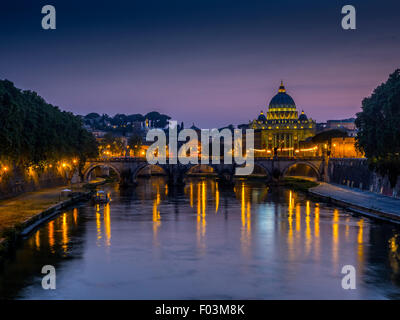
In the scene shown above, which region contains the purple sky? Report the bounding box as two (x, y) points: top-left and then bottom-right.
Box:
(1, 0), (399, 127)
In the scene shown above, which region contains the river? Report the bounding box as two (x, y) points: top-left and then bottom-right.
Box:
(1, 177), (400, 299)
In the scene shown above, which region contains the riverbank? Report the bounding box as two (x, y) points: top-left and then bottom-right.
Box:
(0, 180), (106, 262)
(282, 177), (319, 192)
(309, 182), (400, 223)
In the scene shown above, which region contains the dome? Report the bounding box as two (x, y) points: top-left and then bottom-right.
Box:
(298, 110), (308, 121)
(268, 81), (296, 109)
(257, 111), (266, 121)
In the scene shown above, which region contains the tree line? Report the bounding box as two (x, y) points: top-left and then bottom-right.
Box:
(0, 80), (98, 169)
(356, 69), (400, 187)
(83, 111), (171, 133)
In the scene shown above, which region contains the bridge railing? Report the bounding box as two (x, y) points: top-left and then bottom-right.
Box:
(87, 155), (326, 163)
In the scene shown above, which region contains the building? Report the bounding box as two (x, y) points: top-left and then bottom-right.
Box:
(326, 118), (356, 131)
(331, 137), (364, 158)
(250, 81), (316, 157)
(326, 118), (357, 137)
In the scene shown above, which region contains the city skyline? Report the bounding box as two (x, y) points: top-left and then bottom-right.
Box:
(1, 0), (399, 127)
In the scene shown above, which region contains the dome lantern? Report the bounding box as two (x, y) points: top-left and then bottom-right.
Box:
(268, 81), (296, 110)
(278, 80), (286, 93)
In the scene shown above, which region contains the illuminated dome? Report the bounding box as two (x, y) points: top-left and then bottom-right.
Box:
(257, 111), (267, 121)
(268, 81), (296, 109)
(298, 110), (308, 121)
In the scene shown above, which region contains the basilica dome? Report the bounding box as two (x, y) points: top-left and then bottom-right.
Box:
(268, 81), (296, 109)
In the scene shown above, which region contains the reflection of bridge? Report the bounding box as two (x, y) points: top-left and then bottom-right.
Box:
(83, 157), (327, 185)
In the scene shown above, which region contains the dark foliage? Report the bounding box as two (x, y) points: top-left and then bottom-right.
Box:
(0, 80), (98, 168)
(355, 69), (400, 187)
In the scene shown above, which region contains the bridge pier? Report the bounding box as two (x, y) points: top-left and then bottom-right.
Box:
(217, 172), (235, 186)
(120, 169), (136, 187)
(321, 156), (330, 183)
(167, 165), (185, 186)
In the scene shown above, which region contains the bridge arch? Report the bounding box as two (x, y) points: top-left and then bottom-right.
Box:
(135, 164), (168, 177)
(84, 163), (121, 182)
(282, 161), (321, 180)
(132, 163), (169, 182)
(185, 164), (217, 176)
(251, 163), (271, 178)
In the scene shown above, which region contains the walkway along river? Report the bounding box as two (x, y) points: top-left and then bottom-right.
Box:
(1, 177), (400, 299)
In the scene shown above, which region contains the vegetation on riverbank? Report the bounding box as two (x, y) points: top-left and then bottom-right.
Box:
(355, 69), (400, 188)
(283, 177), (319, 192)
(0, 79), (98, 173)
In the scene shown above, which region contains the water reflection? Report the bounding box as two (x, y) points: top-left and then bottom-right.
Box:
(2, 177), (400, 299)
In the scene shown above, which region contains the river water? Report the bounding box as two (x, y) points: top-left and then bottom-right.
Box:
(1, 177), (400, 299)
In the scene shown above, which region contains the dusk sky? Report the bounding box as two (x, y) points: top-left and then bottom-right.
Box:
(1, 0), (399, 127)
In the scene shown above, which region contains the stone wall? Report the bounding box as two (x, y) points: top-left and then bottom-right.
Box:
(0, 166), (70, 200)
(328, 158), (400, 198)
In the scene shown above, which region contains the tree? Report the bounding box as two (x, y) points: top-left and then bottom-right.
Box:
(85, 112), (100, 119)
(355, 69), (400, 187)
(145, 111), (171, 128)
(0, 79), (98, 169)
(100, 132), (125, 156)
(127, 114), (145, 122)
(128, 131), (143, 156)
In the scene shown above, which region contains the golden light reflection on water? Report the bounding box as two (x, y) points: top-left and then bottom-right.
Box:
(35, 230), (40, 250)
(96, 204), (102, 245)
(14, 177), (400, 300)
(153, 185), (161, 245)
(190, 182), (193, 208)
(21, 178), (400, 291)
(305, 201), (311, 256)
(73, 208), (78, 226)
(389, 234), (400, 277)
(104, 203), (111, 247)
(215, 182), (219, 213)
(295, 203), (301, 233)
(196, 182), (206, 252)
(332, 209), (339, 268)
(314, 204), (320, 261)
(357, 219), (364, 270)
(48, 220), (55, 252)
(62, 212), (68, 253)
(183, 178), (222, 252)
(240, 183), (252, 256)
(287, 191), (294, 260)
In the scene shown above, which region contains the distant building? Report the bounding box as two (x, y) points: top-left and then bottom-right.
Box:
(317, 118), (358, 137)
(316, 122), (327, 133)
(326, 118), (356, 130)
(249, 81), (316, 157)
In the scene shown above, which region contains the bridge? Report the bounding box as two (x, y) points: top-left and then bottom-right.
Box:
(82, 157), (327, 186)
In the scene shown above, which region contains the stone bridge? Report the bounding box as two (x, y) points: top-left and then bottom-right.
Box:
(82, 157), (327, 186)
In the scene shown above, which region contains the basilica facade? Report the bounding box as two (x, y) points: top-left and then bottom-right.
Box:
(250, 82), (316, 157)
